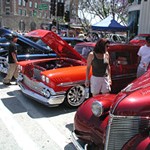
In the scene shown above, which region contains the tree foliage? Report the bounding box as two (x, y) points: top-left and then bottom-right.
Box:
(78, 0), (129, 31)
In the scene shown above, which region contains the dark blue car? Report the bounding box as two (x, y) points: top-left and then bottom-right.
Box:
(0, 28), (56, 74)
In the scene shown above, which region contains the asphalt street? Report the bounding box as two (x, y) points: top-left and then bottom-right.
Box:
(0, 73), (77, 150)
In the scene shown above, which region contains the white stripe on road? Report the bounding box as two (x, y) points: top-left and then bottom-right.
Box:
(0, 100), (38, 150)
(36, 118), (70, 150)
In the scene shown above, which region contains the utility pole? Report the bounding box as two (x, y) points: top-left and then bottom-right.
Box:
(111, 0), (115, 19)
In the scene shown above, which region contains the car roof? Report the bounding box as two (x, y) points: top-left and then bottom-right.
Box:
(137, 34), (150, 37)
(75, 42), (140, 52)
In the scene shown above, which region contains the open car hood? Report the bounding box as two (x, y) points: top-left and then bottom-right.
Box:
(26, 29), (86, 62)
(25, 29), (49, 38)
(0, 28), (51, 52)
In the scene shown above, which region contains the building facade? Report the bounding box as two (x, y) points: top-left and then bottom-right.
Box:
(0, 0), (79, 32)
(128, 0), (150, 35)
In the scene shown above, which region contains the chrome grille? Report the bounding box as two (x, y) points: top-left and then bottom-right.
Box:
(105, 115), (149, 150)
(33, 68), (42, 81)
(23, 75), (44, 94)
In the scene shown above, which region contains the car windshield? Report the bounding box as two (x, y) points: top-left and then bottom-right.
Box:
(74, 45), (94, 59)
(62, 37), (84, 47)
(133, 36), (146, 40)
(36, 39), (52, 51)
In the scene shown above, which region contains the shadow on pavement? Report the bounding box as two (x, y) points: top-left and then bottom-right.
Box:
(1, 89), (77, 119)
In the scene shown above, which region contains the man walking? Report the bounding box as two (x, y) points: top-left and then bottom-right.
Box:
(136, 36), (150, 78)
(3, 33), (18, 85)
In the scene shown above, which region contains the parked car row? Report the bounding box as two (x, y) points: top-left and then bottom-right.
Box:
(0, 28), (85, 74)
(0, 28), (56, 74)
(17, 29), (140, 108)
(25, 29), (85, 47)
(1, 28), (149, 149)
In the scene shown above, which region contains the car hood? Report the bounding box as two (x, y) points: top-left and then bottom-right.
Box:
(26, 29), (86, 62)
(122, 68), (150, 92)
(111, 68), (150, 116)
(0, 28), (51, 52)
(25, 29), (49, 38)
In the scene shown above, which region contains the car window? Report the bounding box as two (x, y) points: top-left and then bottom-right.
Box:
(120, 36), (126, 42)
(36, 39), (51, 50)
(109, 51), (131, 65)
(65, 40), (84, 47)
(133, 36), (146, 40)
(74, 45), (94, 59)
(16, 39), (51, 55)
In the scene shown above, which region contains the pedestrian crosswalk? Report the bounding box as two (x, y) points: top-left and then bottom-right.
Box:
(0, 100), (38, 150)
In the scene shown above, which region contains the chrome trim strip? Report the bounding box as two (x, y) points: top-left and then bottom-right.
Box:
(0, 56), (7, 60)
(112, 73), (136, 80)
(111, 93), (127, 114)
(104, 113), (113, 150)
(71, 132), (86, 150)
(57, 80), (85, 87)
(0, 57), (8, 74)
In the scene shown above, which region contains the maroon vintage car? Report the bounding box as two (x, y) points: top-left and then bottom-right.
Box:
(129, 34), (150, 46)
(71, 69), (150, 150)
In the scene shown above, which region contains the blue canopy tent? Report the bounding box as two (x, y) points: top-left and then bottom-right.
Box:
(91, 15), (128, 32)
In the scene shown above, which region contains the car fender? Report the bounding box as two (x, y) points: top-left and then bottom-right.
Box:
(74, 94), (116, 145)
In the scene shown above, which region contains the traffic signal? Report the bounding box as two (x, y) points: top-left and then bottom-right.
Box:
(64, 11), (70, 22)
(57, 2), (64, 17)
(50, 0), (56, 16)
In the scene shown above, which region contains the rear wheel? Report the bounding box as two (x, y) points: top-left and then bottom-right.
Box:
(64, 85), (85, 107)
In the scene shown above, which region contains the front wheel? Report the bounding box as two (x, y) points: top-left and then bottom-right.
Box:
(64, 85), (85, 107)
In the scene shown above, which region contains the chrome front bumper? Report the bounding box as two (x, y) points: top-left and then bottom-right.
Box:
(17, 75), (66, 107)
(0, 64), (8, 74)
(0, 57), (8, 74)
(71, 131), (88, 150)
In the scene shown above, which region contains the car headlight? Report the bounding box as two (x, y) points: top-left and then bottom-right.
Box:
(41, 75), (46, 82)
(45, 77), (50, 83)
(91, 101), (104, 117)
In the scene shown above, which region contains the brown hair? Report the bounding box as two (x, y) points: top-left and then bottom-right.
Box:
(93, 38), (110, 54)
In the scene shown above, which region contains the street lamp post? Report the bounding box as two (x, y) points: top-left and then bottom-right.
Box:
(111, 0), (115, 19)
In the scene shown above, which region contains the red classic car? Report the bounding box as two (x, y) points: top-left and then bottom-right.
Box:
(129, 34), (150, 46)
(71, 69), (150, 150)
(17, 30), (140, 107)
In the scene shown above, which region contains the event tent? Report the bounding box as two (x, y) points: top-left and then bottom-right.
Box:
(91, 15), (128, 32)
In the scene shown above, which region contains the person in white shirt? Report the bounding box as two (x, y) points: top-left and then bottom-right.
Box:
(136, 36), (150, 78)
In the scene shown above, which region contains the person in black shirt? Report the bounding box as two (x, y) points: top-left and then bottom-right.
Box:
(85, 38), (111, 96)
(3, 33), (18, 85)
